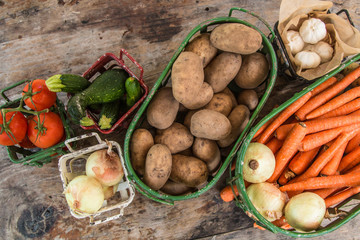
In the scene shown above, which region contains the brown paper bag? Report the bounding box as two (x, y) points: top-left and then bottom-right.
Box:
(278, 0), (360, 80)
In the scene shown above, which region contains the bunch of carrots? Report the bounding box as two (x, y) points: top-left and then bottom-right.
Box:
(221, 65), (360, 230)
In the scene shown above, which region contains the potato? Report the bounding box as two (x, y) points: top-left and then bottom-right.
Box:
(190, 109), (231, 140)
(221, 87), (238, 109)
(234, 52), (269, 89)
(183, 110), (197, 129)
(184, 82), (213, 110)
(185, 33), (218, 67)
(192, 138), (222, 174)
(210, 23), (262, 54)
(170, 154), (208, 187)
(160, 180), (194, 196)
(130, 128), (154, 176)
(204, 52), (242, 93)
(218, 105), (250, 148)
(172, 51), (204, 106)
(237, 89), (259, 111)
(143, 144), (172, 190)
(204, 93), (233, 116)
(155, 122), (194, 154)
(147, 87), (179, 129)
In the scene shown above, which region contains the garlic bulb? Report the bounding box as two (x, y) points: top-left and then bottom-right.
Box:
(299, 18), (327, 44)
(311, 41), (334, 63)
(286, 30), (305, 55)
(294, 50), (321, 69)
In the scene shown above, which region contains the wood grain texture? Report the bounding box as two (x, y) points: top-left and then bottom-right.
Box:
(0, 0), (360, 239)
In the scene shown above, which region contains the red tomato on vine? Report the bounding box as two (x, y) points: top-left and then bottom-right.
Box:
(22, 79), (57, 111)
(0, 111), (28, 146)
(27, 112), (64, 148)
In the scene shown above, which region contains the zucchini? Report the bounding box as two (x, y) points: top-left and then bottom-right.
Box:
(45, 74), (90, 93)
(125, 77), (142, 107)
(67, 69), (128, 125)
(98, 100), (122, 129)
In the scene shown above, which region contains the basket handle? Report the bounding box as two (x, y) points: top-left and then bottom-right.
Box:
(64, 132), (103, 153)
(0, 80), (27, 103)
(119, 48), (144, 83)
(228, 7), (276, 42)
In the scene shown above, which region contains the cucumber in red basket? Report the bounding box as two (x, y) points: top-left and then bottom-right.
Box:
(45, 74), (90, 93)
(98, 100), (122, 130)
(67, 69), (128, 126)
(125, 77), (142, 107)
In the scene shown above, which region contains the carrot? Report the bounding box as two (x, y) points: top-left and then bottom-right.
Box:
(253, 223), (266, 231)
(293, 130), (359, 183)
(276, 115), (360, 140)
(298, 123), (360, 152)
(275, 124), (295, 140)
(312, 187), (341, 199)
(253, 120), (273, 140)
(257, 92), (311, 144)
(267, 122), (307, 183)
(220, 185), (239, 202)
(311, 76), (338, 96)
(321, 142), (347, 176)
(316, 98), (360, 119)
(278, 167), (296, 185)
(271, 216), (292, 230)
(306, 86), (360, 119)
(265, 137), (283, 154)
(296, 67), (360, 120)
(345, 132), (360, 153)
(325, 186), (360, 208)
(288, 147), (320, 175)
(279, 171), (360, 192)
(338, 146), (360, 173)
(344, 163), (360, 174)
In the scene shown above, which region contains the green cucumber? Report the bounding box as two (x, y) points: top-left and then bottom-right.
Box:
(125, 77), (142, 107)
(46, 74), (90, 93)
(98, 100), (122, 130)
(67, 69), (129, 125)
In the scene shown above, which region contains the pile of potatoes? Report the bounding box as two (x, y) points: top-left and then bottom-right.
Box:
(130, 23), (270, 196)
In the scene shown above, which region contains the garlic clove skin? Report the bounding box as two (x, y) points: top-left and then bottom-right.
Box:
(294, 50), (321, 69)
(299, 18), (327, 44)
(286, 30), (305, 55)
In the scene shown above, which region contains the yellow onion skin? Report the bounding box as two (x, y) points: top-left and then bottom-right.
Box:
(243, 143), (275, 183)
(247, 182), (287, 222)
(285, 192), (326, 232)
(64, 175), (104, 214)
(86, 148), (124, 187)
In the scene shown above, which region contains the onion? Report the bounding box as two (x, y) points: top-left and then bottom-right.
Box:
(86, 140), (124, 187)
(64, 175), (104, 214)
(243, 142), (275, 183)
(247, 182), (287, 222)
(103, 184), (118, 200)
(285, 192), (326, 232)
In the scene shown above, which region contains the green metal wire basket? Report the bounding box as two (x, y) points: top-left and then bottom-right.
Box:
(123, 8), (278, 205)
(0, 80), (73, 167)
(230, 54), (360, 237)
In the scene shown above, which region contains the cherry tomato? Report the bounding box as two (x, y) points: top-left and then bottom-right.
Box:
(23, 79), (57, 111)
(27, 112), (64, 148)
(0, 111), (27, 146)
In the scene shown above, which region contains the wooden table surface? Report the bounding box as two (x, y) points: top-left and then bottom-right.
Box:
(1, 0), (360, 239)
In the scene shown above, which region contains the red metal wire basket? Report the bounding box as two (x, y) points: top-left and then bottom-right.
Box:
(78, 49), (148, 134)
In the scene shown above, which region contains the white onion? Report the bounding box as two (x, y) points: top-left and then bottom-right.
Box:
(285, 192), (326, 232)
(246, 182), (287, 222)
(243, 142), (275, 183)
(86, 141), (124, 187)
(64, 175), (104, 214)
